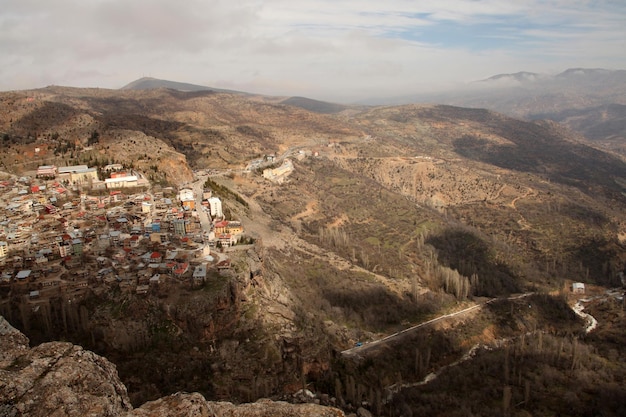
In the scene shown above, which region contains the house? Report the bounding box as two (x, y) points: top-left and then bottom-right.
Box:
(216, 259), (231, 271)
(214, 220), (228, 235)
(16, 270), (32, 281)
(572, 282), (585, 294)
(35, 254), (48, 265)
(173, 262), (189, 277)
(226, 221), (243, 235)
(178, 188), (195, 210)
(37, 165), (57, 178)
(0, 241), (7, 258)
(193, 264), (207, 285)
(218, 233), (236, 247)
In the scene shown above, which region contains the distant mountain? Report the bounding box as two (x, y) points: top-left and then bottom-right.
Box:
(368, 68), (626, 155)
(479, 71), (543, 83)
(121, 77), (248, 95)
(280, 96), (348, 114)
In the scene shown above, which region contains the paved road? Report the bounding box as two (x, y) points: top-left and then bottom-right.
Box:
(341, 292), (535, 357)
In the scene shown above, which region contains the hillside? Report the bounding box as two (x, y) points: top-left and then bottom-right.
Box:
(0, 85), (625, 416)
(121, 76), (248, 96)
(370, 68), (626, 156)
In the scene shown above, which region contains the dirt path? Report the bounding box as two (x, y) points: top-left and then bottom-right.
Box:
(509, 186), (536, 209)
(291, 200), (318, 221)
(508, 187), (537, 230)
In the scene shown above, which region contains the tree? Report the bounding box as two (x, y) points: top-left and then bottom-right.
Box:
(88, 130), (100, 146)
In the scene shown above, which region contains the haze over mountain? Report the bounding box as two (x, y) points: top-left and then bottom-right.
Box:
(121, 77), (249, 96)
(364, 68), (626, 155)
(3, 2), (626, 101)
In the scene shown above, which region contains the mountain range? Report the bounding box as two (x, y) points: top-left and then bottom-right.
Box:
(367, 68), (626, 155)
(120, 69), (626, 156)
(0, 72), (625, 416)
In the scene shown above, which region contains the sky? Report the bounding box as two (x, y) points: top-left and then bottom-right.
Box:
(1, 0), (625, 102)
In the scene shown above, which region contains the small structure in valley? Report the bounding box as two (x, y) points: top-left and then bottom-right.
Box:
(572, 282), (585, 294)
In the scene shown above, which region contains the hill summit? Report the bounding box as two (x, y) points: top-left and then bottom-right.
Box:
(121, 77), (246, 95)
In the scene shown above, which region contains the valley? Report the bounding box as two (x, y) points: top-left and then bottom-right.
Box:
(0, 85), (625, 416)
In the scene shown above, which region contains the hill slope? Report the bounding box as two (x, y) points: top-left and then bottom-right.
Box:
(0, 86), (625, 415)
(369, 68), (626, 155)
(121, 76), (248, 95)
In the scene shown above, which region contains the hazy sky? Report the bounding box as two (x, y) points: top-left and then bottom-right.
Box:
(2, 0), (625, 101)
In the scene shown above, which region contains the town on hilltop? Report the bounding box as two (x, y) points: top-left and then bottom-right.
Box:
(0, 163), (252, 305)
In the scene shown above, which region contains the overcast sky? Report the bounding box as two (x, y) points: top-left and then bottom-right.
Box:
(2, 0), (625, 102)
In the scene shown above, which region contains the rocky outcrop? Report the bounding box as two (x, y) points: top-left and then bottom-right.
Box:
(128, 394), (345, 417)
(0, 317), (132, 417)
(0, 316), (345, 417)
(207, 398), (345, 417)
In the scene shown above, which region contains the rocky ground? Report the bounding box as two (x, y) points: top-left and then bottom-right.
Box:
(0, 316), (345, 417)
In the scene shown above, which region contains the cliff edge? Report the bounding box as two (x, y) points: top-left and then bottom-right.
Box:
(0, 316), (344, 417)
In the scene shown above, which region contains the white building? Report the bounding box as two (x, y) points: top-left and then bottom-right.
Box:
(207, 197), (223, 219)
(178, 188), (195, 202)
(105, 175), (138, 189)
(262, 159), (294, 183)
(0, 241), (7, 258)
(141, 202), (152, 213)
(37, 165), (57, 178)
(572, 282), (585, 294)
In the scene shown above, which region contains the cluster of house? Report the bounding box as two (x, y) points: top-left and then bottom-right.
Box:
(0, 170), (247, 305)
(36, 164), (149, 189)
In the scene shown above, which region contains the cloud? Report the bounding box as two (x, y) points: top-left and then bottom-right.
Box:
(0, 0), (624, 101)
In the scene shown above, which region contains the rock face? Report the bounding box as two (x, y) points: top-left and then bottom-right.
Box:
(0, 317), (132, 417)
(0, 316), (345, 417)
(128, 394), (345, 417)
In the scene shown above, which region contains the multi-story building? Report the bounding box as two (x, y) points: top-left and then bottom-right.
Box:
(173, 219), (187, 236)
(207, 197), (223, 219)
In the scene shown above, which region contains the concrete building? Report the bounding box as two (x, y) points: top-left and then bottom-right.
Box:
(58, 241), (71, 258)
(208, 197), (223, 218)
(572, 282), (585, 294)
(173, 219), (187, 236)
(179, 188), (195, 210)
(70, 168), (98, 185)
(193, 264), (207, 285)
(37, 165), (57, 178)
(262, 159), (294, 183)
(58, 165), (98, 185)
(105, 175), (138, 189)
(141, 202), (152, 213)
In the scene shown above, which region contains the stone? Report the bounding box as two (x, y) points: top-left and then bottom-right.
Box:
(0, 316), (345, 417)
